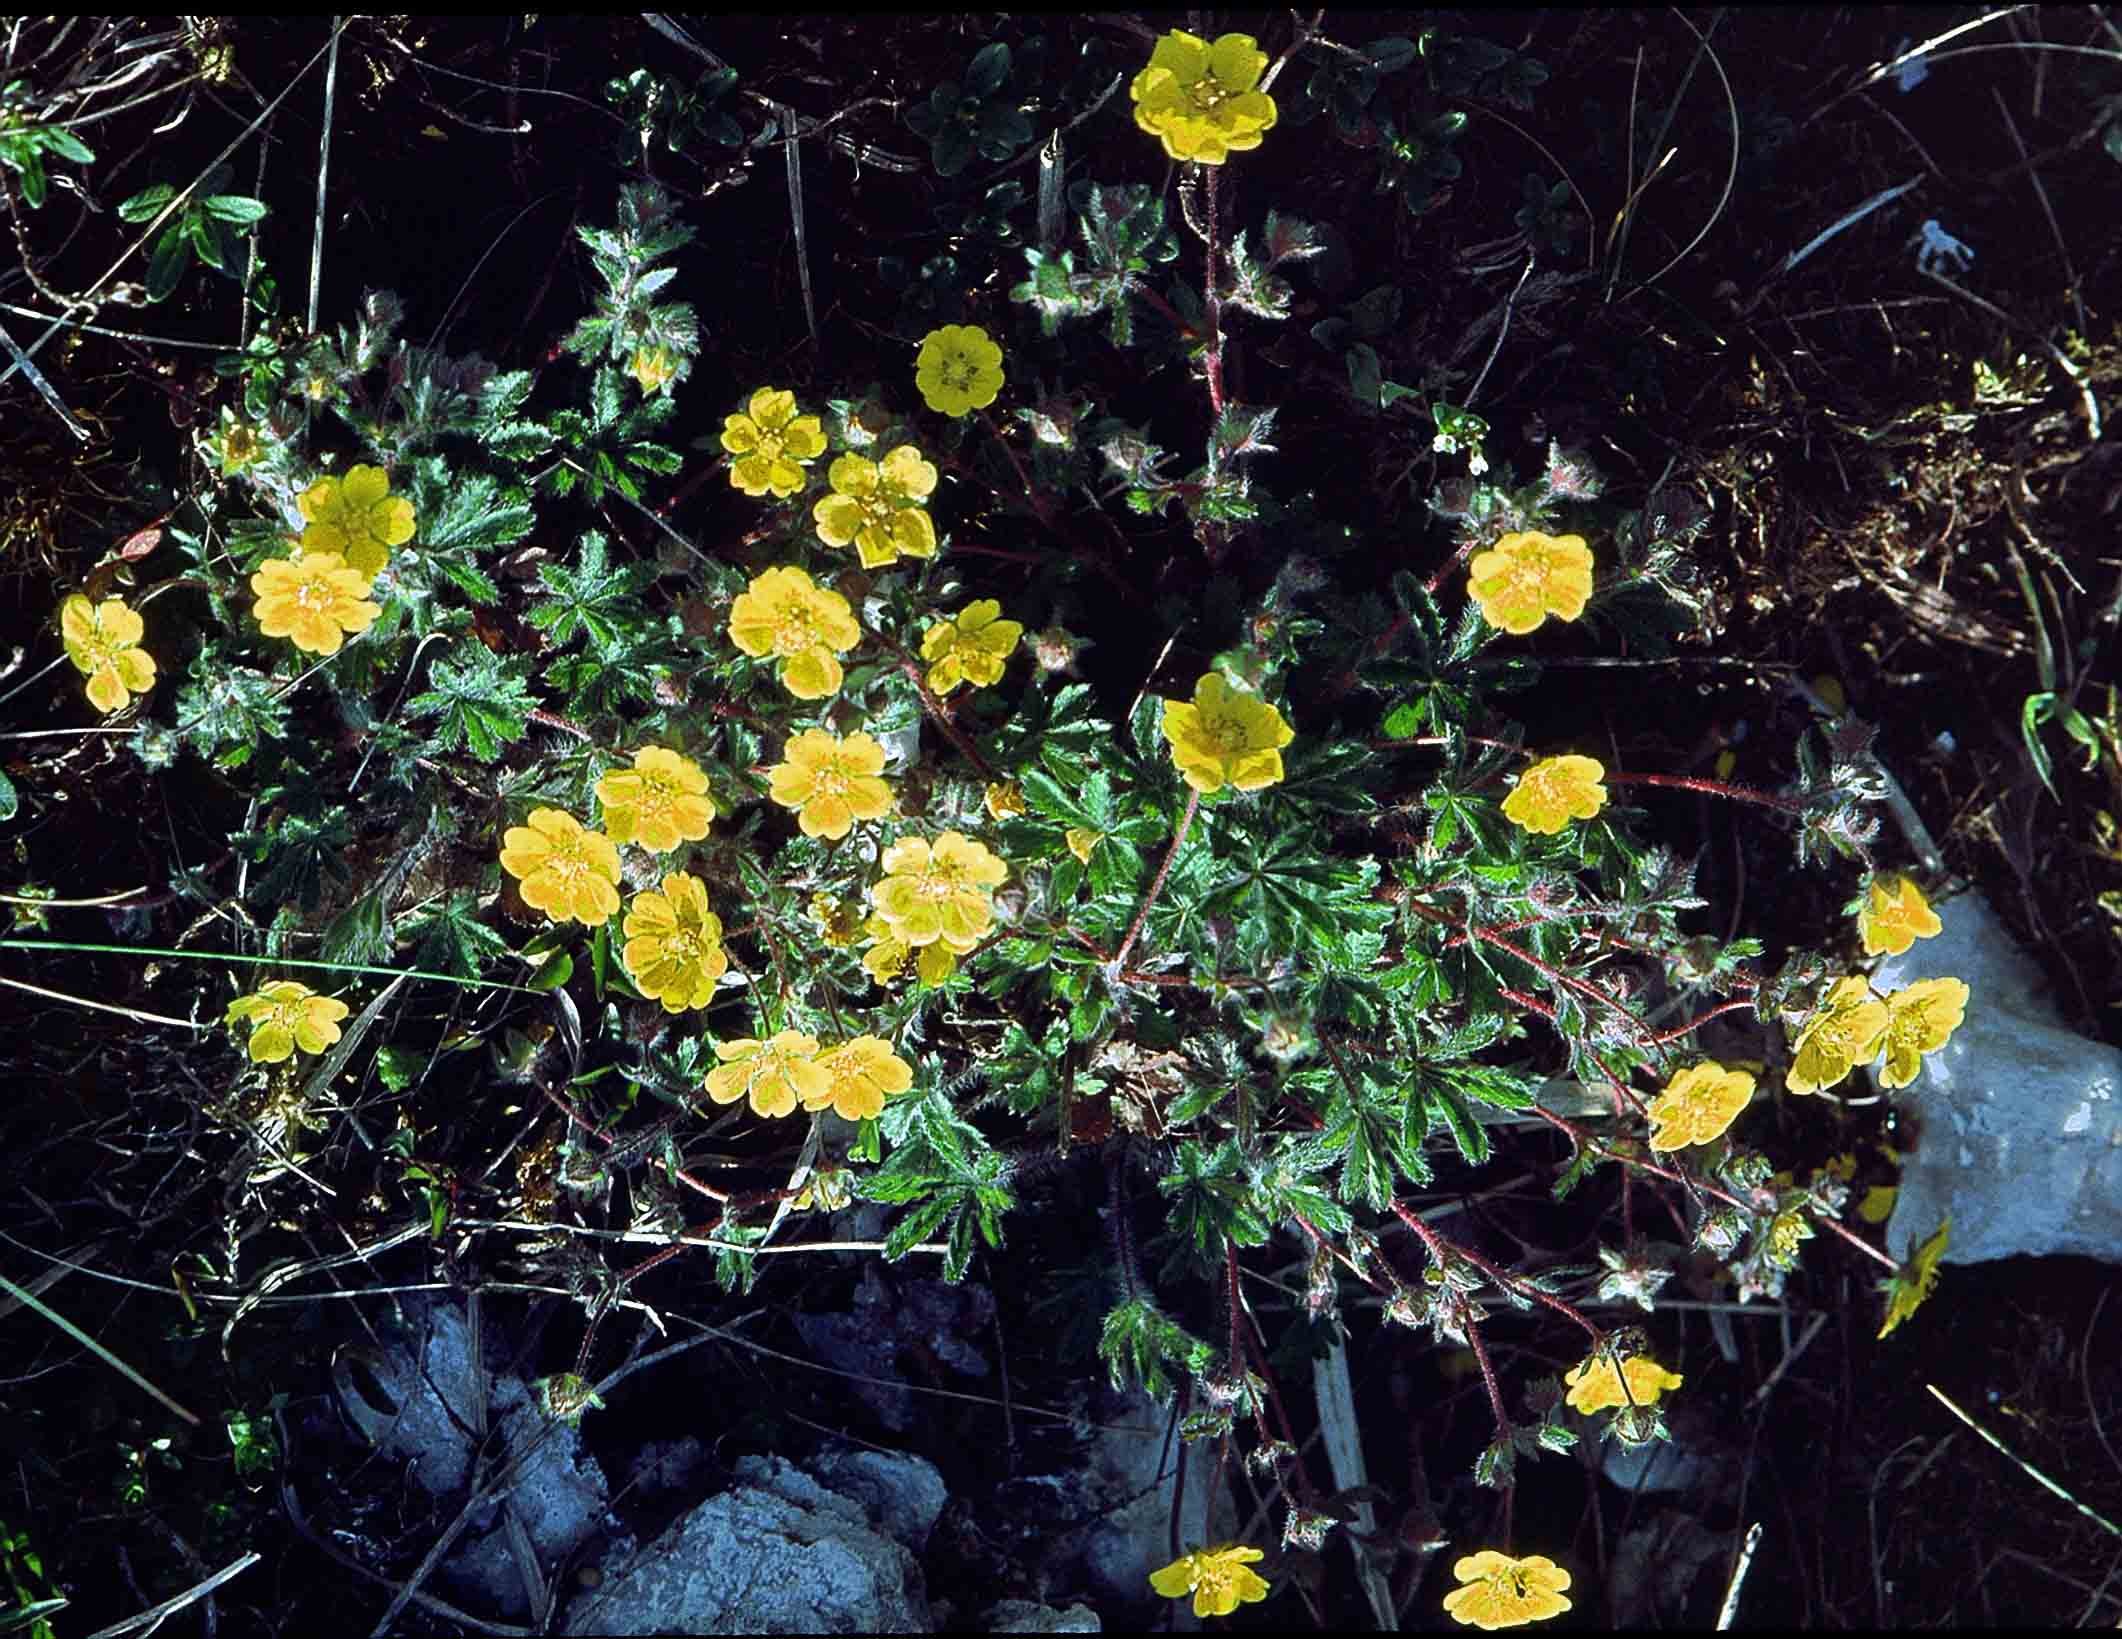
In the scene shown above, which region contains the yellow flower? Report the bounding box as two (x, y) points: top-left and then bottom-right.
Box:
(1148, 1544), (1271, 1620)
(704, 1030), (828, 1120)
(1468, 531), (1594, 635)
(1876, 976), (1969, 1090)
(983, 781), (1026, 822)
(1501, 754), (1606, 835)
(1160, 672), (1294, 795)
(296, 463), (415, 577)
(59, 594), (156, 714)
(250, 551), (381, 657)
(1878, 1214), (1949, 1339)
(498, 807), (622, 926)
(621, 871), (728, 1013)
(913, 323), (1005, 416)
(921, 599), (1023, 695)
(1130, 31), (1278, 165)
(1562, 1353), (1683, 1415)
(767, 728), (893, 840)
(809, 893), (864, 948)
(1064, 827), (1102, 864)
(859, 915), (961, 987)
(630, 345), (681, 396)
(1442, 1551), (1573, 1631)
(1645, 1061), (1755, 1151)
(721, 387), (827, 497)
(871, 830), (1009, 951)
(1858, 874), (1942, 956)
(214, 416), (263, 476)
(225, 980), (351, 1064)
(596, 746), (713, 853)
(807, 1035), (915, 1122)
(813, 446), (939, 567)
(1785, 975), (1890, 1095)
(727, 565), (862, 700)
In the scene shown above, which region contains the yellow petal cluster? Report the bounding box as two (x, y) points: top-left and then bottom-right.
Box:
(596, 746), (714, 852)
(807, 1035), (914, 1122)
(813, 446), (939, 567)
(1130, 31), (1278, 165)
(871, 830), (1007, 956)
(1876, 976), (1969, 1089)
(983, 781), (1026, 822)
(1645, 1061), (1755, 1152)
(1468, 531), (1594, 635)
(809, 892), (865, 949)
(1857, 874), (1942, 956)
(705, 1030), (828, 1120)
(621, 871), (728, 1013)
(250, 552), (381, 656)
(727, 565), (862, 700)
(913, 324), (1005, 417)
(59, 594), (156, 714)
(1785, 975), (1889, 1095)
(1562, 1352), (1683, 1415)
(1148, 1544), (1271, 1619)
(296, 464), (415, 577)
(722, 387), (827, 497)
(1161, 673), (1294, 795)
(860, 914), (960, 988)
(921, 599), (1022, 695)
(225, 980), (350, 1064)
(1501, 755), (1606, 835)
(767, 729), (893, 840)
(1442, 1551), (1573, 1631)
(1877, 1215), (1950, 1339)
(630, 345), (681, 396)
(499, 807), (622, 927)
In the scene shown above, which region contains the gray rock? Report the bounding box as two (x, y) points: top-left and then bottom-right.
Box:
(984, 1597), (1103, 1632)
(564, 1478), (930, 1635)
(1058, 1386), (1231, 1611)
(808, 1445), (948, 1554)
(333, 1298), (616, 1622)
(1873, 891), (2122, 1265)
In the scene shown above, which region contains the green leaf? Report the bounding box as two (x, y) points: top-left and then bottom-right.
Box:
(933, 126), (976, 178)
(531, 531), (643, 653)
(2021, 691), (2059, 800)
(0, 770), (16, 822)
(201, 193), (269, 224)
(145, 226), (190, 302)
(967, 41), (1012, 98)
(117, 183), (178, 223)
(1366, 36), (1418, 72)
(407, 645), (536, 762)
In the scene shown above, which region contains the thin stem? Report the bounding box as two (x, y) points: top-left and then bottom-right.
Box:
(1604, 771), (1803, 814)
(871, 630), (998, 782)
(1202, 163), (1225, 416)
(1112, 788), (1200, 972)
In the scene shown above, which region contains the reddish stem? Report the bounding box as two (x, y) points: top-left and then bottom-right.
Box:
(1112, 788), (1201, 972)
(1605, 771), (1804, 814)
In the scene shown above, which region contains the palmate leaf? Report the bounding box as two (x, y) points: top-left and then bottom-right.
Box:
(403, 890), (509, 977)
(531, 531), (645, 652)
(407, 645), (536, 762)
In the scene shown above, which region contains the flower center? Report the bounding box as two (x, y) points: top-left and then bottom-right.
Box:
(773, 597), (819, 653)
(663, 927), (703, 962)
(633, 778), (676, 821)
(812, 762), (849, 797)
(295, 579), (331, 611)
(942, 358), (977, 392)
(1202, 712), (1249, 754)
